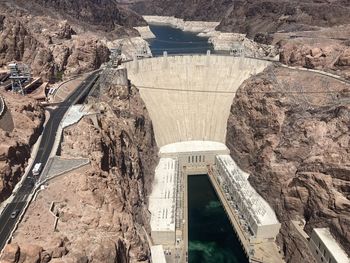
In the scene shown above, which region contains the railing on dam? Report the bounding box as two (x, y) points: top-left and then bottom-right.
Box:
(122, 52), (279, 64)
(121, 53), (350, 85)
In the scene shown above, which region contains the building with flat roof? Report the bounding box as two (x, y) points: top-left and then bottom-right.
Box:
(160, 141), (230, 174)
(149, 158), (178, 245)
(215, 155), (281, 241)
(150, 245), (167, 263)
(310, 228), (350, 263)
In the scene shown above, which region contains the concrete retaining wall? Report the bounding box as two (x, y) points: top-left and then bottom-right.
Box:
(0, 96), (6, 117)
(125, 55), (271, 147)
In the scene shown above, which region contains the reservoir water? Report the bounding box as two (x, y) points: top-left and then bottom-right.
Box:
(148, 25), (214, 56)
(188, 175), (249, 263)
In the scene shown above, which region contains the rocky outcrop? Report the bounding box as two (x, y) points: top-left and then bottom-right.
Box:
(0, 9), (110, 82)
(279, 39), (350, 79)
(0, 91), (44, 203)
(0, 0), (149, 82)
(217, 0), (350, 38)
(132, 0), (350, 38)
(143, 15), (219, 33)
(30, 0), (147, 31)
(132, 0), (230, 22)
(1, 69), (159, 262)
(226, 67), (350, 262)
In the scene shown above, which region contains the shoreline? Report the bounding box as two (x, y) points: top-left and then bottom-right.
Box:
(143, 15), (219, 34)
(108, 15), (278, 60)
(134, 26), (156, 39)
(143, 15), (278, 59)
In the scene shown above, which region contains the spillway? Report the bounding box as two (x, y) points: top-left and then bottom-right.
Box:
(124, 55), (271, 147)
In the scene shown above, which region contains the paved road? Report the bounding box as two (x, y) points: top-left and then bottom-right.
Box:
(0, 71), (100, 252)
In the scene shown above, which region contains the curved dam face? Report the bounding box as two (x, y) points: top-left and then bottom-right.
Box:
(125, 55), (271, 147)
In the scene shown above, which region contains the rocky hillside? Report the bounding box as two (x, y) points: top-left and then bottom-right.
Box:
(20, 0), (147, 32)
(0, 0), (146, 82)
(278, 37), (350, 79)
(226, 67), (350, 262)
(132, 0), (350, 37)
(132, 0), (231, 22)
(217, 0), (350, 37)
(0, 13), (110, 82)
(0, 69), (159, 262)
(0, 91), (44, 203)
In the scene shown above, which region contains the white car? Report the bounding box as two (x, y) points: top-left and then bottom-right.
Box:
(32, 163), (42, 176)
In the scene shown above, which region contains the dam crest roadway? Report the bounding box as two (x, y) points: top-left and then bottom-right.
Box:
(124, 54), (284, 263)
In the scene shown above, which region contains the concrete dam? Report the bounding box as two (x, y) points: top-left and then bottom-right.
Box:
(124, 54), (283, 263)
(125, 54), (271, 147)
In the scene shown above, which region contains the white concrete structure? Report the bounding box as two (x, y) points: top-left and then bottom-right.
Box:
(215, 155), (281, 241)
(149, 158), (178, 245)
(61, 105), (92, 128)
(150, 245), (167, 263)
(309, 228), (350, 263)
(125, 55), (271, 147)
(160, 141), (229, 174)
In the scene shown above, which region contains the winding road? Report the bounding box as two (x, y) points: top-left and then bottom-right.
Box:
(0, 70), (100, 252)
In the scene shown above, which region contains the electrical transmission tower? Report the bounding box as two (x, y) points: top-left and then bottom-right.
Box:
(108, 44), (123, 68)
(8, 63), (31, 95)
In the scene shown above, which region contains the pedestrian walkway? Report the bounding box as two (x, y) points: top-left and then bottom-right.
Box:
(207, 165), (284, 263)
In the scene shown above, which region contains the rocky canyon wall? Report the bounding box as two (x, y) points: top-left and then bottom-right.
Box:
(0, 0), (147, 82)
(226, 67), (350, 262)
(278, 38), (350, 80)
(131, 0), (350, 37)
(0, 91), (44, 204)
(0, 69), (159, 263)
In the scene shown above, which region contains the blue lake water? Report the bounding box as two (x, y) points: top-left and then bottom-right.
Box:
(147, 25), (214, 56)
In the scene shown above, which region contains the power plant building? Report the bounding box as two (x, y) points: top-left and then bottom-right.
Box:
(149, 158), (178, 245)
(215, 155), (281, 241)
(309, 228), (350, 263)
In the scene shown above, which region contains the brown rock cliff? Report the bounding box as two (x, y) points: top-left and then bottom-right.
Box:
(0, 91), (44, 203)
(0, 69), (158, 262)
(226, 67), (350, 262)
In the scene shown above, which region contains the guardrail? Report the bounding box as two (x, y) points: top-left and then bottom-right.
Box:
(52, 69), (102, 100)
(122, 53), (350, 85)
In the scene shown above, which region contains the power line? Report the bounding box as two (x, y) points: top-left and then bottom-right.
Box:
(134, 85), (350, 95)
